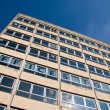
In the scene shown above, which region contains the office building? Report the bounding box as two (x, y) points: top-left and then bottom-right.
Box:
(0, 13), (110, 110)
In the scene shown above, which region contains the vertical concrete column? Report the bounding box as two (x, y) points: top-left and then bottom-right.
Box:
(6, 14), (38, 110)
(77, 36), (100, 110)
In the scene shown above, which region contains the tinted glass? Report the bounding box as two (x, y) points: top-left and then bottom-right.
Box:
(99, 101), (109, 110)
(37, 65), (46, 74)
(74, 96), (84, 105)
(10, 58), (21, 66)
(62, 92), (72, 103)
(85, 98), (95, 108)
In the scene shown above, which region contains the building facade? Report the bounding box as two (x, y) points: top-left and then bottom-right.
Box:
(0, 13), (110, 110)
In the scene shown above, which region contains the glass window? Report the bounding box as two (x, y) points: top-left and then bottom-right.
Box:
(38, 24), (44, 28)
(37, 65), (46, 74)
(25, 62), (35, 71)
(27, 27), (33, 32)
(60, 38), (65, 43)
(77, 62), (85, 70)
(85, 98), (96, 108)
(92, 56), (97, 62)
(14, 32), (22, 38)
(22, 34), (30, 41)
(103, 70), (110, 77)
(101, 83), (110, 91)
(5, 29), (14, 35)
(96, 68), (103, 75)
(73, 42), (79, 47)
(33, 38), (41, 44)
(61, 72), (70, 80)
(0, 55), (10, 63)
(60, 57), (68, 65)
(49, 54), (57, 62)
(93, 81), (101, 89)
(89, 66), (95, 73)
(60, 46), (66, 52)
(1, 76), (14, 88)
(7, 42), (17, 49)
(30, 48), (38, 56)
(30, 21), (36, 25)
(46, 88), (57, 99)
(69, 60), (76, 67)
(67, 40), (72, 45)
(75, 51), (82, 57)
(42, 40), (49, 47)
(74, 96), (84, 105)
(71, 75), (80, 83)
(71, 35), (77, 39)
(32, 85), (44, 96)
(0, 105), (5, 110)
(68, 49), (74, 55)
(23, 19), (30, 23)
(50, 43), (57, 49)
(81, 78), (90, 86)
(18, 81), (31, 92)
(51, 35), (57, 40)
(44, 32), (50, 38)
(62, 92), (72, 103)
(99, 101), (109, 110)
(48, 68), (57, 77)
(19, 25), (26, 30)
(39, 51), (47, 59)
(0, 39), (8, 46)
(85, 54), (90, 59)
(17, 45), (26, 52)
(36, 30), (43, 35)
(10, 58), (21, 67)
(45, 26), (51, 31)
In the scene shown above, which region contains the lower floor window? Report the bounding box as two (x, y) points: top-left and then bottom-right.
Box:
(16, 80), (58, 105)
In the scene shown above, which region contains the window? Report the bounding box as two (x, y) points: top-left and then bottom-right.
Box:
(93, 80), (110, 93)
(88, 65), (110, 78)
(0, 54), (22, 69)
(60, 57), (86, 71)
(29, 47), (57, 62)
(0, 38), (27, 53)
(101, 52), (110, 58)
(17, 80), (58, 105)
(0, 75), (15, 93)
(33, 38), (41, 44)
(61, 72), (91, 89)
(99, 101), (110, 110)
(0, 105), (6, 110)
(61, 92), (96, 109)
(5, 29), (31, 41)
(60, 38), (79, 47)
(11, 22), (34, 33)
(60, 46), (82, 57)
(24, 61), (57, 80)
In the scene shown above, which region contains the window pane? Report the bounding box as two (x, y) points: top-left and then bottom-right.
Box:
(5, 29), (14, 35)
(85, 54), (90, 59)
(60, 46), (66, 52)
(7, 42), (17, 49)
(33, 38), (41, 44)
(32, 85), (44, 96)
(14, 32), (22, 38)
(42, 40), (49, 47)
(30, 48), (38, 56)
(74, 96), (84, 105)
(1, 76), (14, 87)
(60, 57), (68, 65)
(37, 65), (46, 74)
(48, 68), (57, 77)
(44, 32), (50, 37)
(101, 83), (110, 91)
(25, 62), (35, 70)
(71, 75), (80, 83)
(22, 34), (30, 41)
(85, 98), (96, 108)
(49, 54), (57, 61)
(69, 60), (76, 67)
(75, 51), (82, 57)
(0, 39), (7, 46)
(62, 92), (72, 103)
(37, 30), (43, 35)
(0, 55), (10, 63)
(68, 49), (74, 55)
(39, 51), (47, 58)
(50, 43), (57, 49)
(10, 58), (21, 67)
(18, 81), (31, 92)
(61, 72), (70, 80)
(46, 88), (57, 99)
(78, 63), (85, 70)
(51, 35), (57, 40)
(17, 45), (26, 52)
(0, 105), (5, 110)
(89, 66), (95, 73)
(93, 81), (101, 89)
(81, 78), (90, 86)
(99, 101), (109, 110)
(96, 68), (103, 75)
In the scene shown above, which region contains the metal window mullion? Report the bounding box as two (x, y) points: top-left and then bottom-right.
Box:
(83, 97), (87, 108)
(8, 57), (12, 66)
(29, 84), (33, 98)
(15, 44), (19, 51)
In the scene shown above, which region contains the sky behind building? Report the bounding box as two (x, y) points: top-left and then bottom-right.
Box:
(0, 0), (110, 43)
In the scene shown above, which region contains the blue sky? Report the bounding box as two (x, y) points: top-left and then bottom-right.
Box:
(0, 0), (110, 43)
